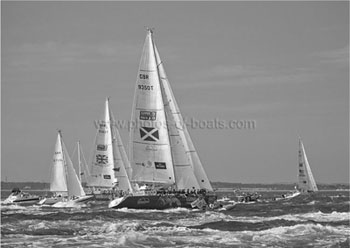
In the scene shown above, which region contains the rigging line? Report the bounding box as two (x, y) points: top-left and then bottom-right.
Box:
(79, 142), (91, 178)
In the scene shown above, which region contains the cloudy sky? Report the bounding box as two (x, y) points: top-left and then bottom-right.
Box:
(2, 1), (349, 184)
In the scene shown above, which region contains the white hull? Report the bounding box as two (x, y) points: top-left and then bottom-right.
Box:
(3, 192), (40, 205)
(275, 191), (301, 201)
(40, 195), (93, 206)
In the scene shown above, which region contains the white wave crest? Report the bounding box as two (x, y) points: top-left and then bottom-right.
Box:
(52, 201), (84, 208)
(112, 207), (191, 214)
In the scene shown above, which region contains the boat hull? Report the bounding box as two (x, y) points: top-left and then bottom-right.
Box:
(87, 193), (114, 201)
(39, 195), (94, 206)
(275, 191), (301, 201)
(38, 197), (61, 205)
(4, 193), (40, 205)
(109, 193), (216, 210)
(12, 197), (40, 205)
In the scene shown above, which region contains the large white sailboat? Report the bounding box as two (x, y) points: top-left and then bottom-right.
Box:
(297, 137), (318, 193)
(39, 131), (93, 205)
(109, 29), (216, 210)
(86, 98), (133, 200)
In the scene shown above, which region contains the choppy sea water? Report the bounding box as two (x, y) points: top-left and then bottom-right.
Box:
(1, 191), (349, 248)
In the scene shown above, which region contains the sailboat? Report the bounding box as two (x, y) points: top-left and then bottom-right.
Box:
(297, 137), (318, 193)
(109, 29), (216, 210)
(275, 137), (318, 201)
(86, 98), (133, 200)
(39, 131), (93, 205)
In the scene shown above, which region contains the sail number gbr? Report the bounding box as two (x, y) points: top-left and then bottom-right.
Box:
(138, 85), (153, 91)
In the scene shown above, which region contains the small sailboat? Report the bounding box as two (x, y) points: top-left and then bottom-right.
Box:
(109, 29), (216, 210)
(39, 131), (93, 206)
(297, 137), (318, 193)
(85, 98), (133, 200)
(275, 137), (317, 201)
(275, 186), (300, 201)
(3, 188), (40, 205)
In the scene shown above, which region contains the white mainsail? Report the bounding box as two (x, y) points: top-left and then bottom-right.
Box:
(50, 132), (68, 195)
(88, 99), (117, 188)
(129, 30), (175, 185)
(87, 98), (133, 192)
(50, 131), (85, 197)
(130, 29), (212, 190)
(298, 138), (318, 193)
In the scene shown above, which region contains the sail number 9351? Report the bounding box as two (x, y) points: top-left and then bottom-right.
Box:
(138, 85), (153, 90)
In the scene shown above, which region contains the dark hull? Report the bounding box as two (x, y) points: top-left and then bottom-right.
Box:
(110, 193), (217, 210)
(13, 197), (40, 205)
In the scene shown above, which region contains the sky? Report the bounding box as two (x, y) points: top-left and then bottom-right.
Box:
(1, 1), (349, 184)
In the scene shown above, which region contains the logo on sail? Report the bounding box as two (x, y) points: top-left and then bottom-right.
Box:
(140, 111), (156, 121)
(97, 144), (107, 151)
(139, 74), (149, 79)
(103, 175), (111, 179)
(140, 127), (159, 142)
(96, 154), (108, 165)
(155, 162), (167, 169)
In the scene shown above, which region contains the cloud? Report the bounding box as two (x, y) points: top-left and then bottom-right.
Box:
(2, 41), (138, 72)
(176, 64), (319, 90)
(314, 45), (349, 65)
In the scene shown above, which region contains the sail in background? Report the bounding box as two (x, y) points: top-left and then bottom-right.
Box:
(50, 131), (86, 197)
(50, 132), (68, 195)
(109, 107), (134, 192)
(87, 99), (117, 188)
(62, 140), (86, 197)
(298, 138), (318, 193)
(87, 98), (133, 192)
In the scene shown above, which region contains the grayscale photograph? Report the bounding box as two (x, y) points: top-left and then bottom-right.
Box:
(1, 1), (349, 247)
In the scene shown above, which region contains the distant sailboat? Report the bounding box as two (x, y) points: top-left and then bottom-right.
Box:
(39, 131), (93, 205)
(297, 137), (318, 193)
(86, 98), (133, 200)
(109, 29), (216, 210)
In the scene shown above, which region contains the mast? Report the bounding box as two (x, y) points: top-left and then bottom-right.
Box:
(77, 141), (82, 182)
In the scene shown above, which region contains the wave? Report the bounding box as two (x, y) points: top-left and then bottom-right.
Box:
(113, 207), (191, 214)
(2, 216), (349, 248)
(51, 201), (86, 208)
